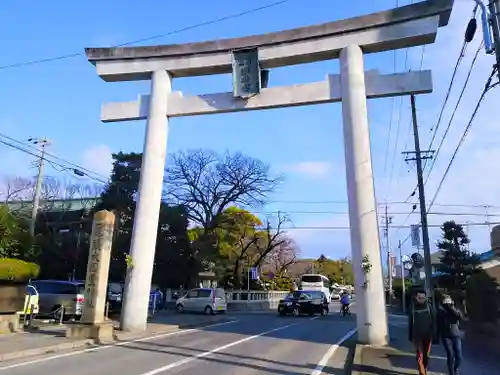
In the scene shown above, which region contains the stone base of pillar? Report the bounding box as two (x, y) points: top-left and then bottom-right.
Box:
(66, 321), (114, 343)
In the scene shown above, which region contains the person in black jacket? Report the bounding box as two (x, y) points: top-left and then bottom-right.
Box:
(408, 289), (437, 375)
(436, 294), (466, 375)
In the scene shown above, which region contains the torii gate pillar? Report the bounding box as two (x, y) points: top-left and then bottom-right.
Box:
(119, 71), (171, 332)
(340, 45), (387, 345)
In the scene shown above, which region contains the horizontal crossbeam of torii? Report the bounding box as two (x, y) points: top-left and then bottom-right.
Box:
(102, 70), (432, 122)
(84, 0), (454, 344)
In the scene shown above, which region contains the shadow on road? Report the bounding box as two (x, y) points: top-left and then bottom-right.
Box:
(109, 337), (355, 375)
(102, 313), (357, 374)
(114, 342), (306, 375)
(196, 312), (357, 345)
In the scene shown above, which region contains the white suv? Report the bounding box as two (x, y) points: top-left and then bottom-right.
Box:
(175, 288), (227, 314)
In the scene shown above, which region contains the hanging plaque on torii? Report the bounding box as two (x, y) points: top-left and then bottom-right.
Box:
(232, 47), (269, 98)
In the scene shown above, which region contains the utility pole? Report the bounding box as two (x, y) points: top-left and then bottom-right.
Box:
(29, 138), (50, 237)
(488, 0), (500, 79)
(403, 95), (434, 299)
(381, 204), (393, 302)
(399, 240), (406, 314)
(475, 0), (500, 77)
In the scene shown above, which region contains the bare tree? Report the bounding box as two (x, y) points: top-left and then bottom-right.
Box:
(0, 176), (33, 203)
(1, 175), (102, 215)
(252, 212), (291, 268)
(164, 149), (282, 229)
(264, 236), (300, 275)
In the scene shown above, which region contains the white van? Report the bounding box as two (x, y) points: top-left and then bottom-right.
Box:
(300, 274), (331, 302)
(175, 288), (227, 314)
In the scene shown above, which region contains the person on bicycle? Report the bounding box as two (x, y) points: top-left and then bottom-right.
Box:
(340, 291), (350, 314)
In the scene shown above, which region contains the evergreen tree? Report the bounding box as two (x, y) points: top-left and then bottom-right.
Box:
(95, 152), (191, 285)
(435, 220), (480, 301)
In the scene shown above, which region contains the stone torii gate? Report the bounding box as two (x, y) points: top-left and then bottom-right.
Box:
(85, 0), (453, 345)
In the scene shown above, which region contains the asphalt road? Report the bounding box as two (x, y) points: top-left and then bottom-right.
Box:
(0, 303), (357, 375)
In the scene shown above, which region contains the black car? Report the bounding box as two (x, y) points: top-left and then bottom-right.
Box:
(278, 290), (329, 316)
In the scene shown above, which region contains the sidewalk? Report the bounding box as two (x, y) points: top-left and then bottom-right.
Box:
(352, 324), (500, 375)
(0, 312), (231, 362)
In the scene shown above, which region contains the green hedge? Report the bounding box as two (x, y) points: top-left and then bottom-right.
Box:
(0, 258), (40, 283)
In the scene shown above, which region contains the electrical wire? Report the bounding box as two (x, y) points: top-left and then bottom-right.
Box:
(382, 0), (401, 185)
(427, 68), (497, 213)
(4, 130), (500, 214)
(265, 200), (500, 209)
(404, 39), (470, 203)
(252, 210), (500, 216)
(0, 132), (108, 181)
(0, 136), (108, 184)
(0, 0), (295, 71)
(273, 221), (500, 231)
(423, 42), (483, 185)
(387, 96), (404, 198)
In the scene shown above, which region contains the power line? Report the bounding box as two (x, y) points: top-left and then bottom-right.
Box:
(279, 221), (500, 231)
(253, 210), (500, 216)
(0, 132), (108, 181)
(382, 0), (401, 185)
(404, 25), (472, 203)
(387, 96), (404, 198)
(0, 0), (295, 71)
(426, 40), (469, 160)
(427, 68), (497, 213)
(265, 200), (500, 209)
(4, 131), (500, 213)
(0, 136), (108, 184)
(423, 42), (483, 185)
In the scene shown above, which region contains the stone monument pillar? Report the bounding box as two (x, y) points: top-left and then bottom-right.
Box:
(340, 44), (388, 346)
(66, 210), (115, 341)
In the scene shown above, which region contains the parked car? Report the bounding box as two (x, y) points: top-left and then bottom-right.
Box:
(278, 290), (329, 317)
(175, 288), (227, 315)
(31, 280), (85, 320)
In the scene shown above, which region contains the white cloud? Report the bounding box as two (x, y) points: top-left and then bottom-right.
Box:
(282, 161), (332, 178)
(82, 145), (113, 178)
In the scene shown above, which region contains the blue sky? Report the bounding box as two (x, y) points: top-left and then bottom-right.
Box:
(1, 0), (499, 262)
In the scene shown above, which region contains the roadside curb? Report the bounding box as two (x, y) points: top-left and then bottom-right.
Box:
(0, 339), (95, 363)
(107, 317), (236, 343)
(351, 343), (365, 375)
(0, 317), (236, 363)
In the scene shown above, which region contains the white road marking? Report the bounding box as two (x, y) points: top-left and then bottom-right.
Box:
(310, 328), (357, 375)
(137, 316), (320, 375)
(0, 319), (239, 371)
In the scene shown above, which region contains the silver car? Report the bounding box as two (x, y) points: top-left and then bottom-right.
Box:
(32, 280), (85, 319)
(175, 288), (227, 314)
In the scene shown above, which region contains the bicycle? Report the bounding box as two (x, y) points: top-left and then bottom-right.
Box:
(340, 304), (351, 316)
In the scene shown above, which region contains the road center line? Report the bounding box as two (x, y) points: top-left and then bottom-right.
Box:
(0, 319), (239, 371)
(137, 316), (320, 375)
(310, 328), (357, 375)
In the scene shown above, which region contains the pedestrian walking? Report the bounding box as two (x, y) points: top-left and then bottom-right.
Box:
(436, 294), (466, 375)
(408, 289), (437, 375)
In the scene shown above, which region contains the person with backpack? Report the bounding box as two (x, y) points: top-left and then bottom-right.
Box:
(408, 289), (437, 375)
(436, 294), (466, 375)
